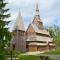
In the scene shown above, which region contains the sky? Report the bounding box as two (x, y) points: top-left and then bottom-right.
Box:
(5, 0), (60, 31)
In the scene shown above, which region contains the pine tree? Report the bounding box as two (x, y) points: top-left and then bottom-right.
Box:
(0, 0), (11, 50)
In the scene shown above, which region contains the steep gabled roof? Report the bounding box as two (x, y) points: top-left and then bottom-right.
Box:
(13, 10), (25, 31)
(31, 23), (50, 35)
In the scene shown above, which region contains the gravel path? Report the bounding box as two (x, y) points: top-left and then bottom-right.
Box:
(39, 55), (60, 60)
(49, 55), (60, 60)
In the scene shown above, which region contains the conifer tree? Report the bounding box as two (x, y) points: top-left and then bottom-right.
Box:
(0, 0), (11, 50)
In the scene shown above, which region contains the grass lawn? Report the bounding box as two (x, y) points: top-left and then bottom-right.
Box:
(43, 49), (60, 55)
(18, 55), (54, 60)
(18, 55), (41, 60)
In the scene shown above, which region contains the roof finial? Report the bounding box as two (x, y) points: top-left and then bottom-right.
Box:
(36, 0), (39, 9)
(19, 8), (20, 12)
(36, 2), (39, 11)
(35, 0), (40, 18)
(18, 8), (21, 16)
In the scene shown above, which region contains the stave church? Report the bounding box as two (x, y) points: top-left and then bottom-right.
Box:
(11, 3), (55, 52)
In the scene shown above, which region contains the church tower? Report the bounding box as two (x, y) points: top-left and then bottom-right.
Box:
(11, 10), (26, 52)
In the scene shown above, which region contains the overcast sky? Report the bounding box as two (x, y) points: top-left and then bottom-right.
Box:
(5, 0), (60, 31)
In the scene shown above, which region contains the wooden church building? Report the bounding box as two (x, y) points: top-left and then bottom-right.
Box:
(11, 3), (55, 52)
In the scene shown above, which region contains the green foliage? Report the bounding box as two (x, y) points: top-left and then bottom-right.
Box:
(0, 0), (10, 19)
(6, 50), (20, 56)
(43, 49), (60, 55)
(0, 0), (11, 50)
(0, 0), (11, 60)
(0, 50), (6, 60)
(47, 26), (60, 48)
(0, 54), (5, 60)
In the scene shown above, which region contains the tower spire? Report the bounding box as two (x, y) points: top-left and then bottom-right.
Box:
(32, 1), (42, 24)
(35, 2), (40, 17)
(14, 9), (25, 31)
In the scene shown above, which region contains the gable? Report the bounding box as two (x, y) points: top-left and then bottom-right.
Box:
(26, 24), (35, 35)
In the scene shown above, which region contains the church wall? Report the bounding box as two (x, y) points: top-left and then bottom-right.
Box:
(37, 46), (48, 51)
(27, 45), (50, 52)
(28, 45), (37, 52)
(12, 30), (26, 52)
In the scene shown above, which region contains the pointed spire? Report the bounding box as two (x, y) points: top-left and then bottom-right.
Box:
(32, 1), (42, 24)
(35, 2), (40, 17)
(14, 9), (25, 31)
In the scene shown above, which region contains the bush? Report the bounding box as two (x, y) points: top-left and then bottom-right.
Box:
(0, 50), (6, 60)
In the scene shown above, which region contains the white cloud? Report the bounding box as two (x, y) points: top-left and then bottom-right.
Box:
(42, 17), (55, 26)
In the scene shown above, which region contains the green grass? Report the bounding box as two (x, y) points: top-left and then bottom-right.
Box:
(18, 55), (54, 60)
(18, 55), (42, 60)
(43, 49), (60, 55)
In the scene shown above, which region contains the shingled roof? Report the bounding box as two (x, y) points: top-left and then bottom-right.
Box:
(31, 23), (50, 35)
(13, 10), (25, 31)
(28, 42), (47, 46)
(26, 35), (53, 42)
